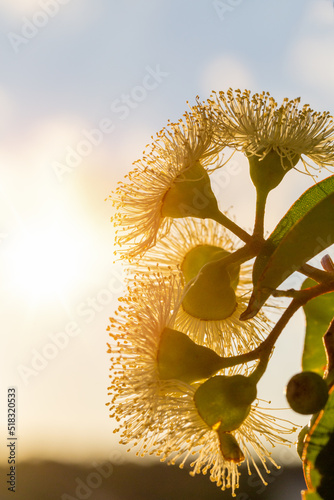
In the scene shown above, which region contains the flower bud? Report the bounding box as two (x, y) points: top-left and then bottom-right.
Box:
(218, 429), (245, 464)
(181, 244), (240, 288)
(157, 328), (223, 384)
(194, 375), (257, 432)
(161, 161), (220, 219)
(286, 371), (329, 415)
(182, 260), (238, 321)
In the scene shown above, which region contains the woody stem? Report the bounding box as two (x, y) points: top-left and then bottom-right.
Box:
(217, 277), (334, 372)
(253, 188), (268, 239)
(211, 210), (252, 244)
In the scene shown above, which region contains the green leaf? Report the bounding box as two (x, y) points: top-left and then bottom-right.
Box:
(242, 176), (334, 319)
(253, 176), (334, 283)
(301, 491), (323, 500)
(302, 278), (334, 376)
(303, 386), (334, 499)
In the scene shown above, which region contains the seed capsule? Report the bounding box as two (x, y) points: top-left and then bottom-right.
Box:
(194, 375), (257, 432)
(286, 371), (328, 415)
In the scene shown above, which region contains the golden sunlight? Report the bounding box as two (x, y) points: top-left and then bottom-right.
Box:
(0, 0), (47, 16)
(4, 208), (91, 305)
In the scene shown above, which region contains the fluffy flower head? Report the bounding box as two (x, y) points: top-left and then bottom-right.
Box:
(109, 111), (223, 259)
(199, 88), (334, 171)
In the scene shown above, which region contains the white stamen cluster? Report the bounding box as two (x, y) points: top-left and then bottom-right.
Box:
(109, 111), (223, 259)
(198, 88), (334, 170)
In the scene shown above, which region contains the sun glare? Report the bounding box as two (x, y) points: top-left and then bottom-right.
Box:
(4, 211), (91, 306)
(0, 0), (43, 16)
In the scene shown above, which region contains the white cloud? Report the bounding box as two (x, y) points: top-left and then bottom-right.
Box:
(303, 0), (334, 27)
(0, 0), (97, 35)
(289, 35), (334, 91)
(287, 0), (334, 93)
(200, 54), (256, 96)
(0, 0), (43, 16)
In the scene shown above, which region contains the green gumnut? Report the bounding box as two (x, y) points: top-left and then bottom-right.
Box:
(157, 328), (224, 384)
(286, 371), (329, 415)
(248, 148), (300, 194)
(182, 263), (237, 321)
(161, 160), (220, 219)
(194, 375), (257, 431)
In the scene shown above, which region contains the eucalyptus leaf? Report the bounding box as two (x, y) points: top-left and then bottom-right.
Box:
(254, 176), (334, 283)
(242, 176), (334, 320)
(302, 278), (334, 376)
(303, 387), (334, 499)
(301, 491), (324, 500)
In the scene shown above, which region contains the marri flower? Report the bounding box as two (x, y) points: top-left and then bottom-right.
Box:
(197, 88), (334, 173)
(107, 274), (296, 497)
(126, 217), (270, 356)
(107, 273), (227, 409)
(154, 384), (295, 497)
(108, 111), (244, 260)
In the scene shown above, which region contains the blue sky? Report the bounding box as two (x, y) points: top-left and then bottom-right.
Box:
(1, 0), (334, 468)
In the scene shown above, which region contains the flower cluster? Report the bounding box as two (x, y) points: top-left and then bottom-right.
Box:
(107, 275), (293, 496)
(106, 89), (333, 495)
(126, 217), (270, 356)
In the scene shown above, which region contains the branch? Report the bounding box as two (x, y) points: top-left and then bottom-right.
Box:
(272, 288), (300, 298)
(299, 263), (334, 284)
(253, 188), (268, 239)
(211, 210), (252, 244)
(217, 277), (334, 372)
